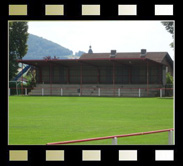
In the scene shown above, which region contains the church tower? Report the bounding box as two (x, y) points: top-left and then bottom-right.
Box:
(88, 45), (93, 54)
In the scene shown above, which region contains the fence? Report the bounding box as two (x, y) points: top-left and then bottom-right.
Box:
(9, 81), (22, 95)
(8, 87), (173, 97)
(9, 87), (31, 96)
(46, 128), (174, 145)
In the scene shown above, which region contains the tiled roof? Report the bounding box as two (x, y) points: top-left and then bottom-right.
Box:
(80, 52), (170, 64)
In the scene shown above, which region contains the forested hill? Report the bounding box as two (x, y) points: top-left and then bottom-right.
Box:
(23, 34), (74, 59)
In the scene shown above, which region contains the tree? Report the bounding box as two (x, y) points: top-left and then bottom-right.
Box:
(166, 72), (173, 85)
(9, 22), (28, 80)
(161, 22), (174, 48)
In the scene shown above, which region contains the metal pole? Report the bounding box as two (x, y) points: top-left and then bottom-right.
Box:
(112, 137), (117, 145)
(118, 88), (120, 97)
(9, 88), (10, 96)
(139, 88), (141, 97)
(168, 130), (173, 145)
(98, 88), (100, 96)
(25, 88), (27, 95)
(160, 88), (162, 98)
(61, 88), (63, 96)
(42, 88), (44, 96)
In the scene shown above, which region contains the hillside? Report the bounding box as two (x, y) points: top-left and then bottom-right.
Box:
(23, 34), (74, 59)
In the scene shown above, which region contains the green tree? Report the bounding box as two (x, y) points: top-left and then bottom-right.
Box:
(166, 72), (173, 85)
(9, 22), (28, 80)
(161, 22), (174, 48)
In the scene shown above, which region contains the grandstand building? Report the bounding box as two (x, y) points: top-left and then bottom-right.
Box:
(18, 47), (173, 97)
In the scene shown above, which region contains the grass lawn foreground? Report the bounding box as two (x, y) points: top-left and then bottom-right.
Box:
(9, 96), (173, 145)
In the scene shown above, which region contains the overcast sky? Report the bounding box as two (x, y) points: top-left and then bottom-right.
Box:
(28, 21), (174, 60)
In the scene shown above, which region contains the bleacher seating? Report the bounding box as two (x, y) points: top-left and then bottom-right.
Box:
(28, 84), (162, 97)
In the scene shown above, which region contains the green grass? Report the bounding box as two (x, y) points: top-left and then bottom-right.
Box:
(9, 96), (173, 145)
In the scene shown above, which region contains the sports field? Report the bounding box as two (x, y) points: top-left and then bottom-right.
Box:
(9, 96), (173, 145)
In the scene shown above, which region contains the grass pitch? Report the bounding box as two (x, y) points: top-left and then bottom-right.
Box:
(9, 96), (173, 145)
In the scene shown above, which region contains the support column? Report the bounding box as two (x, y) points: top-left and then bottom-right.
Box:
(98, 88), (100, 96)
(67, 68), (70, 84)
(139, 88), (141, 97)
(147, 61), (149, 96)
(39, 67), (42, 83)
(42, 88), (44, 96)
(50, 63), (52, 96)
(160, 88), (163, 98)
(129, 66), (132, 84)
(80, 64), (83, 96)
(61, 88), (63, 96)
(25, 88), (27, 95)
(118, 88), (120, 97)
(162, 66), (166, 86)
(159, 65), (162, 84)
(97, 68), (100, 84)
(113, 62), (115, 96)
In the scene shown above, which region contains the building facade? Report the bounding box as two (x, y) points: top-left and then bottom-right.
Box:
(19, 49), (173, 97)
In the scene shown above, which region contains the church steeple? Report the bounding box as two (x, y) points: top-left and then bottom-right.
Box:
(88, 45), (93, 54)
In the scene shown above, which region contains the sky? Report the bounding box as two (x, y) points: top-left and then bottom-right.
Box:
(28, 21), (174, 60)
